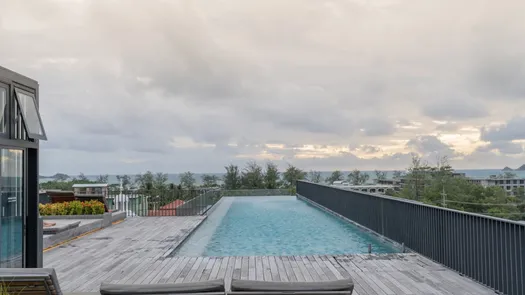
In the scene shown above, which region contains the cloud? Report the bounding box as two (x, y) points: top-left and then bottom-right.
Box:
(2, 0), (525, 174)
(435, 122), (461, 132)
(480, 117), (525, 142)
(406, 135), (456, 157)
(358, 118), (396, 137)
(477, 141), (524, 155)
(422, 100), (489, 121)
(357, 145), (382, 154)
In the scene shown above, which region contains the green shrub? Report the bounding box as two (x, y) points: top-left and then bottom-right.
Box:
(69, 201), (83, 215)
(39, 200), (106, 216)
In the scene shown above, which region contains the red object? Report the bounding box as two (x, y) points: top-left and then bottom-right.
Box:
(148, 200), (184, 216)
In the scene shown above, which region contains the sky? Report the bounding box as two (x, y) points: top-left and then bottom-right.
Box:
(2, 0), (525, 175)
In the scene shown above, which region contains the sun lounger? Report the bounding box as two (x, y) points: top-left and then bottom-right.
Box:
(99, 279), (226, 295)
(228, 279), (354, 295)
(0, 268), (64, 295)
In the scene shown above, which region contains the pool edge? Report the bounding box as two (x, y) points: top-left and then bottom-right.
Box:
(297, 194), (406, 253)
(169, 196), (227, 255)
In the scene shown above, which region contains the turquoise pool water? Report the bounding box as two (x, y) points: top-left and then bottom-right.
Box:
(175, 196), (399, 256)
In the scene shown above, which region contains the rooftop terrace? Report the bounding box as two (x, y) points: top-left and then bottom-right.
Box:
(44, 210), (498, 294)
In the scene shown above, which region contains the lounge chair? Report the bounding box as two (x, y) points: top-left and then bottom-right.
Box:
(0, 268), (225, 295)
(99, 279), (226, 295)
(0, 268), (63, 295)
(228, 279), (354, 295)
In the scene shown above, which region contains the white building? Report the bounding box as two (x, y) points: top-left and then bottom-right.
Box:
(468, 176), (525, 195)
(331, 181), (397, 195)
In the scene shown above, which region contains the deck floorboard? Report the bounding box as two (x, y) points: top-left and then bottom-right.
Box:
(44, 217), (497, 294)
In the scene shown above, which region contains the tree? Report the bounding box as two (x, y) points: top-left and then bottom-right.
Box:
(513, 187), (525, 200)
(347, 170), (369, 185)
(282, 164), (307, 188)
(400, 154), (432, 200)
(241, 161), (265, 189)
(78, 173), (89, 181)
(264, 162), (281, 189)
(202, 174), (219, 187)
(154, 172), (168, 190)
(53, 173), (69, 182)
(180, 171), (196, 189)
(392, 170), (404, 179)
(96, 174), (109, 183)
(135, 171), (154, 190)
(374, 170), (387, 182)
(308, 170), (322, 183)
(224, 164), (241, 190)
(326, 170), (344, 184)
(116, 175), (131, 189)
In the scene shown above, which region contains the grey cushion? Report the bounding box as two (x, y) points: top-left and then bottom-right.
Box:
(0, 268), (63, 295)
(230, 279), (354, 292)
(100, 279), (225, 295)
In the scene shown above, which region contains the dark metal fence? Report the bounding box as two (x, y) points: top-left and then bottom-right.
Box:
(297, 181), (525, 295)
(107, 188), (221, 217)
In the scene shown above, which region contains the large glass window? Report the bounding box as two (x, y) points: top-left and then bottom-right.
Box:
(0, 148), (24, 268)
(14, 89), (47, 140)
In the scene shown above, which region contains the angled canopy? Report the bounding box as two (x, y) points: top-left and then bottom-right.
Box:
(14, 88), (47, 140)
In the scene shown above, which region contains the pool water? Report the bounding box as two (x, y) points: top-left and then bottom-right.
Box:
(175, 196), (399, 256)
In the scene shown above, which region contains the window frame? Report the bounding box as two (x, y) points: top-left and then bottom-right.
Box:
(13, 87), (47, 141)
(0, 82), (8, 139)
(0, 147), (26, 268)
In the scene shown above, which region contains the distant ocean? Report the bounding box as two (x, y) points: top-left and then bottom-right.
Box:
(39, 169), (525, 185)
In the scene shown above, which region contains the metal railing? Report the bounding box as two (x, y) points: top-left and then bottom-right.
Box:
(106, 188), (221, 217)
(297, 181), (525, 295)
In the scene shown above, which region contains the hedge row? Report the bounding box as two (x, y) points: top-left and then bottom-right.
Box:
(39, 200), (105, 216)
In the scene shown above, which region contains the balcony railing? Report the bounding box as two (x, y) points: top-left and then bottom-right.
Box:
(297, 180), (525, 295)
(106, 188), (294, 217)
(106, 188), (220, 217)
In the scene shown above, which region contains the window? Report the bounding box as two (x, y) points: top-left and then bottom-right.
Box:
(0, 86), (6, 134)
(507, 186), (511, 190)
(520, 180), (524, 184)
(513, 180), (517, 184)
(14, 89), (47, 140)
(0, 148), (24, 267)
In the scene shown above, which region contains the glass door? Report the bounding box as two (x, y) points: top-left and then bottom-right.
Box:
(0, 148), (24, 267)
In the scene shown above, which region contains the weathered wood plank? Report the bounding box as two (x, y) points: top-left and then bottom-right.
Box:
(240, 257), (249, 280)
(209, 257), (222, 280)
(255, 256), (264, 281)
(248, 256), (256, 280)
(45, 217), (497, 295)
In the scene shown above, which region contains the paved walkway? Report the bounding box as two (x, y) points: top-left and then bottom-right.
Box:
(44, 217), (496, 295)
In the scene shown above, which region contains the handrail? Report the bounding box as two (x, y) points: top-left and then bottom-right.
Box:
(301, 180), (525, 226)
(297, 180), (525, 295)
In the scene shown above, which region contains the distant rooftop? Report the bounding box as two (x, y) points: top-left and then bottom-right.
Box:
(72, 183), (108, 188)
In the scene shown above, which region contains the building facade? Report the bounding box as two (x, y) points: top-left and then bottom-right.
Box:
(0, 66), (47, 268)
(469, 176), (525, 195)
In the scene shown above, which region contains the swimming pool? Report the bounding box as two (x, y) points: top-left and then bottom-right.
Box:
(175, 196), (399, 256)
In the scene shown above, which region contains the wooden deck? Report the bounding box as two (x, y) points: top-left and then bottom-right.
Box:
(44, 217), (496, 295)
